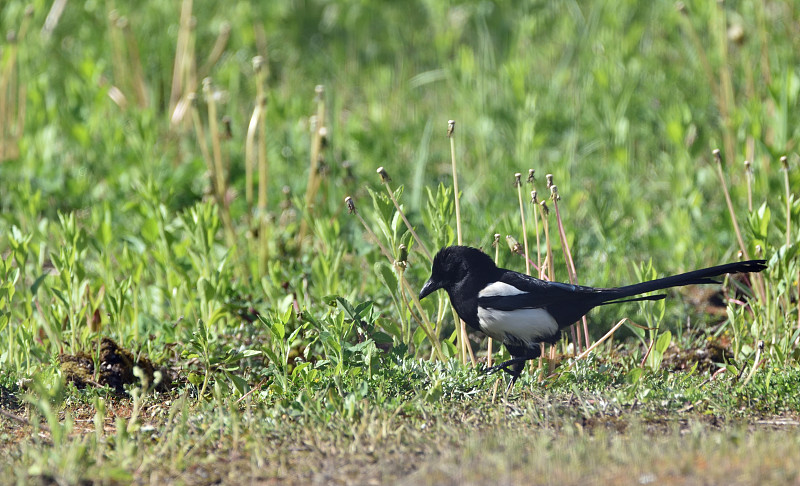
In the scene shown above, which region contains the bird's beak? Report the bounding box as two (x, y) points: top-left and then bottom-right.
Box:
(419, 278), (440, 300)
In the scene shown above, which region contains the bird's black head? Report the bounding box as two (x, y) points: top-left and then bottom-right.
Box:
(419, 246), (498, 300)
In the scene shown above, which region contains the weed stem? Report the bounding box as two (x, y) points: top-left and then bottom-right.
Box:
(782, 156), (790, 248)
(515, 173), (531, 275)
(378, 167), (432, 262)
(447, 120), (475, 365)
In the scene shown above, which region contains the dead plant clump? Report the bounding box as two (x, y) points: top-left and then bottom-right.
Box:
(59, 337), (173, 393)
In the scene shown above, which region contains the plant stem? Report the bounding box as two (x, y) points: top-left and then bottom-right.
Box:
(202, 78), (236, 248)
(540, 201), (554, 280)
(447, 120), (475, 365)
(203, 78), (227, 204)
(189, 94), (216, 193)
(256, 74), (269, 213)
(299, 85), (326, 244)
(713, 149), (765, 300)
(745, 160), (753, 213)
(782, 156), (791, 248)
(448, 120), (463, 245)
(379, 169), (432, 262)
(245, 101), (260, 208)
(515, 173), (531, 275)
(346, 196), (446, 361)
(713, 149), (748, 256)
(530, 190), (542, 277)
(169, 0), (194, 118)
(570, 318), (629, 364)
(550, 184), (588, 351)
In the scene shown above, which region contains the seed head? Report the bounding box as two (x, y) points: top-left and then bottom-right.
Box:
(253, 56), (265, 72)
(550, 185), (560, 201)
(447, 120), (455, 138)
(539, 200), (549, 216)
(531, 190), (538, 204)
(202, 78), (214, 101)
(345, 196), (356, 214)
(376, 166), (391, 183)
(505, 235), (522, 255)
(712, 149), (722, 165)
(222, 116), (233, 139)
(527, 169), (536, 184)
(727, 23), (745, 45)
(493, 233), (501, 247)
(396, 244), (408, 268)
(546, 174), (554, 188)
(281, 186), (292, 210)
(514, 173), (522, 187)
(781, 155), (788, 170)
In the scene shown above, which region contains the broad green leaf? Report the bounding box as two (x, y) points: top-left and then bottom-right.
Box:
(626, 367), (643, 384)
(225, 371), (249, 396)
(655, 330), (672, 355)
(272, 317), (285, 341)
(375, 262), (398, 293)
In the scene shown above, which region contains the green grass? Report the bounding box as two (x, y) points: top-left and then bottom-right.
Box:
(1, 0), (800, 484)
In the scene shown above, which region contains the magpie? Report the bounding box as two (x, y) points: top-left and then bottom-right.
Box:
(418, 245), (766, 388)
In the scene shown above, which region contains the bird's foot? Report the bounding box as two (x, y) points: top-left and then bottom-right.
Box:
(483, 358), (526, 376)
(483, 358), (526, 391)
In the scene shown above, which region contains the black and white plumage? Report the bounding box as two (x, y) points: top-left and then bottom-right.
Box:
(418, 245), (767, 387)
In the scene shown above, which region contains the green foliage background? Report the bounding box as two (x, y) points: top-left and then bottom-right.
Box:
(1, 1), (800, 482)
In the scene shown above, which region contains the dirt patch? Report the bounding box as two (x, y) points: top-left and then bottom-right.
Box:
(60, 337), (173, 393)
(662, 335), (734, 374)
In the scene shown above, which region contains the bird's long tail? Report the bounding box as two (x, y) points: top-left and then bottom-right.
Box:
(602, 259), (766, 304)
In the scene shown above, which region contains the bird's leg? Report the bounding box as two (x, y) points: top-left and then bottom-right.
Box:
(485, 358), (528, 391)
(484, 357), (527, 375)
(504, 362), (524, 393)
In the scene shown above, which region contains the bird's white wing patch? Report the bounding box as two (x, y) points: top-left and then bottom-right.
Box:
(477, 306), (558, 345)
(478, 281), (526, 298)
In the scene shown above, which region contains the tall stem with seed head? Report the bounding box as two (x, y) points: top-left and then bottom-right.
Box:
(346, 196), (446, 361)
(713, 149), (765, 300)
(377, 167), (432, 262)
(448, 120), (463, 245)
(745, 160), (753, 213)
(299, 85), (326, 245)
(528, 170), (542, 276)
(549, 181), (588, 350)
(447, 120), (475, 365)
(515, 173), (531, 275)
(782, 156), (791, 248)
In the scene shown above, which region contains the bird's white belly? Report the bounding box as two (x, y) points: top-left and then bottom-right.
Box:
(476, 306), (559, 345)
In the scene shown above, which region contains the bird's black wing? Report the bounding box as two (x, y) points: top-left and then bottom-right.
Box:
(477, 270), (610, 311)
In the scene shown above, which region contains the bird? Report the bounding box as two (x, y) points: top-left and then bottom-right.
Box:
(418, 245), (767, 389)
